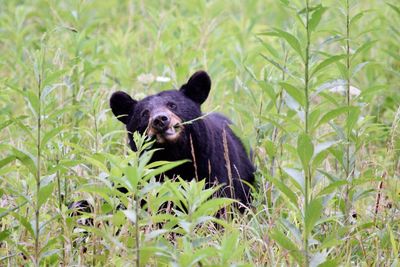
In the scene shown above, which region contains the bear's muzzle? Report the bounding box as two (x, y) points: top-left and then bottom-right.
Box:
(147, 110), (183, 143)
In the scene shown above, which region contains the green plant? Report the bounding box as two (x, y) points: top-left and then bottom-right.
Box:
(0, 0), (398, 266)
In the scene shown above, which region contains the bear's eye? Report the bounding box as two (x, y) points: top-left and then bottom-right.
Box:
(141, 110), (150, 118)
(167, 102), (177, 110)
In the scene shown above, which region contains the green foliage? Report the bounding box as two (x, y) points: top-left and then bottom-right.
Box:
(0, 0), (399, 266)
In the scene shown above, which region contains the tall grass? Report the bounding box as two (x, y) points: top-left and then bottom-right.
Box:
(0, 0), (399, 266)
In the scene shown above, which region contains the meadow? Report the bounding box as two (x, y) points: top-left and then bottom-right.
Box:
(0, 0), (399, 266)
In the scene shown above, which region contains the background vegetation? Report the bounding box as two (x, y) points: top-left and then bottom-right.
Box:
(0, 0), (399, 266)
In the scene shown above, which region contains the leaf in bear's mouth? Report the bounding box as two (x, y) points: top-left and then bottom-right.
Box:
(173, 123), (182, 132)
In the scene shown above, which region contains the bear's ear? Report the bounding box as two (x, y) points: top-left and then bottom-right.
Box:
(110, 91), (137, 124)
(180, 70), (211, 105)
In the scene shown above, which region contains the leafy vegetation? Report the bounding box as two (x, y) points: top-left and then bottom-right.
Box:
(0, 0), (399, 266)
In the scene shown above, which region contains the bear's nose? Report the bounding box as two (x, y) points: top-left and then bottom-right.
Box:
(151, 113), (170, 132)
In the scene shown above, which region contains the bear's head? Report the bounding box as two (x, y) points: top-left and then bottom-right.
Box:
(110, 71), (211, 150)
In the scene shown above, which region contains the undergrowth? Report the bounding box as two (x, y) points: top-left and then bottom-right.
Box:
(0, 0), (398, 266)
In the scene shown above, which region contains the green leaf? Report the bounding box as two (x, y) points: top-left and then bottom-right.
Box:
(297, 133), (314, 170)
(309, 5), (327, 31)
(261, 29), (303, 60)
(313, 141), (337, 157)
(80, 185), (113, 205)
(41, 126), (64, 146)
(314, 79), (347, 96)
(41, 85), (58, 101)
(26, 90), (40, 117)
(346, 106), (361, 131)
(0, 155), (17, 169)
(279, 82), (305, 107)
(387, 3), (400, 16)
(0, 229), (11, 241)
(298, 5), (322, 14)
(144, 159), (188, 181)
(336, 62), (347, 80)
(42, 69), (67, 89)
(122, 209), (137, 224)
(387, 224), (399, 257)
(269, 177), (299, 210)
(318, 259), (340, 267)
(281, 218), (302, 244)
(13, 117), (36, 141)
(256, 36), (280, 59)
(320, 232), (345, 250)
(305, 197), (323, 235)
(310, 251), (328, 267)
(317, 180), (347, 197)
(165, 181), (186, 211)
(350, 11), (364, 25)
(264, 140), (276, 158)
(351, 61), (369, 77)
(38, 182), (54, 209)
(279, 0), (290, 7)
(261, 54), (289, 74)
(40, 236), (59, 258)
(10, 212), (34, 238)
(319, 169), (339, 182)
(193, 198), (234, 217)
(111, 210), (126, 226)
(283, 167), (305, 193)
(309, 108), (321, 130)
(0, 119), (14, 132)
(144, 229), (169, 242)
(84, 156), (109, 173)
(317, 106), (348, 127)
(269, 228), (303, 264)
(221, 230), (240, 263)
(0, 144), (37, 177)
(311, 55), (346, 77)
(0, 200), (28, 219)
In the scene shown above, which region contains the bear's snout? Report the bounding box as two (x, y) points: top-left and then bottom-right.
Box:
(151, 113), (170, 132)
(147, 110), (183, 144)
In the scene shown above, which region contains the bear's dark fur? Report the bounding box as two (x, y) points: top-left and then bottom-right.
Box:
(110, 71), (255, 206)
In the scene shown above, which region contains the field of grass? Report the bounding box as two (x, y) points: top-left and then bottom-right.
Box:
(0, 0), (399, 266)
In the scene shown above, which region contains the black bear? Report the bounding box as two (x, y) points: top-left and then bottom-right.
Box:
(110, 71), (255, 206)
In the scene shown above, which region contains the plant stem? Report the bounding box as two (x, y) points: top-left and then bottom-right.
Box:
(135, 188), (140, 267)
(267, 51), (289, 208)
(92, 107), (100, 266)
(34, 50), (44, 267)
(270, 51), (288, 179)
(56, 153), (66, 264)
(93, 108), (99, 153)
(344, 0), (352, 222)
(304, 0), (311, 265)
